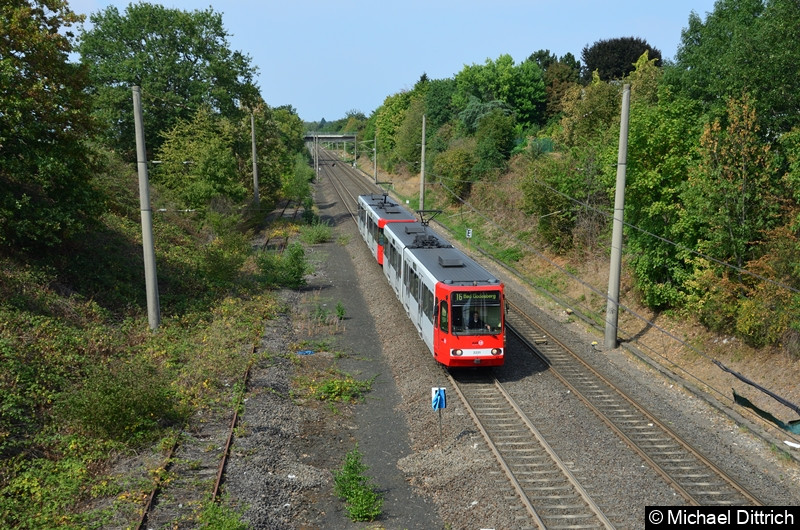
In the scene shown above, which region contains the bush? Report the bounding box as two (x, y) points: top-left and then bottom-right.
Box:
(56, 356), (187, 444)
(333, 445), (383, 522)
(256, 242), (310, 288)
(299, 220), (333, 244)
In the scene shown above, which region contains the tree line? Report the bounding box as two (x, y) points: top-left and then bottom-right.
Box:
(1, 1), (310, 252)
(324, 0), (800, 352)
(4, 0), (798, 353)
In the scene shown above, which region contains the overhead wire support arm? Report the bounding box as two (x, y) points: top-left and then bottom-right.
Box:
(417, 209), (442, 227)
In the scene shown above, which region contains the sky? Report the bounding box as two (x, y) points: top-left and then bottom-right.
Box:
(68, 0), (719, 123)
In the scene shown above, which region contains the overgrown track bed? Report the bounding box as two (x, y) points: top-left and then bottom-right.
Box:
(506, 300), (763, 507)
(136, 348), (255, 529)
(447, 368), (614, 528)
(262, 199), (301, 251)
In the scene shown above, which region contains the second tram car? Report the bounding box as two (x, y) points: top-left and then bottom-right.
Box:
(356, 194), (505, 367)
(357, 194), (416, 265)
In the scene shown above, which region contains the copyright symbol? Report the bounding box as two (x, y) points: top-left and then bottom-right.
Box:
(648, 510), (664, 525)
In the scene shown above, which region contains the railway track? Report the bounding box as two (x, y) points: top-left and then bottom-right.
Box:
(262, 198), (301, 251)
(320, 149), (765, 525)
(319, 153), (613, 525)
(317, 149), (380, 214)
(449, 369), (614, 529)
(505, 300), (763, 507)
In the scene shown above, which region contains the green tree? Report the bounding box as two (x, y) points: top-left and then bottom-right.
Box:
(521, 147), (607, 253)
(543, 59), (581, 120)
(433, 140), (478, 203)
(458, 96), (510, 134)
(680, 96), (782, 337)
(424, 78), (456, 130)
(453, 54), (546, 128)
(154, 107), (245, 208)
(473, 109), (515, 178)
(284, 153), (314, 203)
(0, 0), (101, 249)
(623, 86), (703, 307)
(254, 104), (305, 202)
(682, 95), (779, 270)
(556, 72), (620, 147)
(78, 2), (259, 157)
(528, 49), (557, 70)
(395, 96), (426, 171)
(374, 91), (411, 168)
(673, 0), (800, 135)
(581, 36), (661, 82)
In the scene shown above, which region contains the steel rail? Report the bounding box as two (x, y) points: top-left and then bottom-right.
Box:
(212, 349), (255, 502)
(447, 370), (614, 529)
(447, 373), (547, 529)
(506, 300), (763, 507)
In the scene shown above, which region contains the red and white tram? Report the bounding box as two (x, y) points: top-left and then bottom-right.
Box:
(357, 194), (505, 367)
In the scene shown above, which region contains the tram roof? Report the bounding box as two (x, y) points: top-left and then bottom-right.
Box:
(359, 194), (416, 222)
(385, 222), (502, 287)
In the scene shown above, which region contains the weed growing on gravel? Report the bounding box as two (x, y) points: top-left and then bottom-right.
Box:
(256, 242), (310, 288)
(294, 368), (375, 403)
(313, 370), (375, 402)
(299, 220), (333, 244)
(333, 444), (383, 522)
(196, 498), (249, 529)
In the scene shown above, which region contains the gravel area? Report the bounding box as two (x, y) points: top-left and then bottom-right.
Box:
(222, 173), (800, 529)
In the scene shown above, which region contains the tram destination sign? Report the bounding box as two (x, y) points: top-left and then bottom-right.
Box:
(453, 291), (500, 303)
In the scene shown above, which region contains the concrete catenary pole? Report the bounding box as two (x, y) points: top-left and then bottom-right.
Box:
(419, 114), (426, 210)
(604, 84), (631, 349)
(373, 133), (377, 183)
(132, 86), (161, 330)
(251, 113), (259, 205)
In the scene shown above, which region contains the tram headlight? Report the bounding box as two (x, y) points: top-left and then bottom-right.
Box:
(491, 348), (501, 356)
(452, 349), (463, 356)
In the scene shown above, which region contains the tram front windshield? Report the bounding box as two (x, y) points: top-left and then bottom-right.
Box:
(451, 291), (502, 334)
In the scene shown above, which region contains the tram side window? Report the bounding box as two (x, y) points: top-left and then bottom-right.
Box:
(422, 285), (433, 321)
(391, 243), (400, 271)
(370, 218), (379, 243)
(439, 301), (448, 332)
(409, 269), (420, 302)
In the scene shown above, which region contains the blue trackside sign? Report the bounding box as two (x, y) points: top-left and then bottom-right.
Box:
(431, 387), (446, 410)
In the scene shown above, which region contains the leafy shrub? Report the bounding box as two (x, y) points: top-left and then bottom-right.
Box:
(0, 436), (118, 529)
(312, 372), (373, 403)
(56, 356), (187, 444)
(299, 220), (333, 244)
(256, 242), (309, 288)
(196, 500), (249, 529)
(200, 231), (250, 287)
(333, 445), (383, 522)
